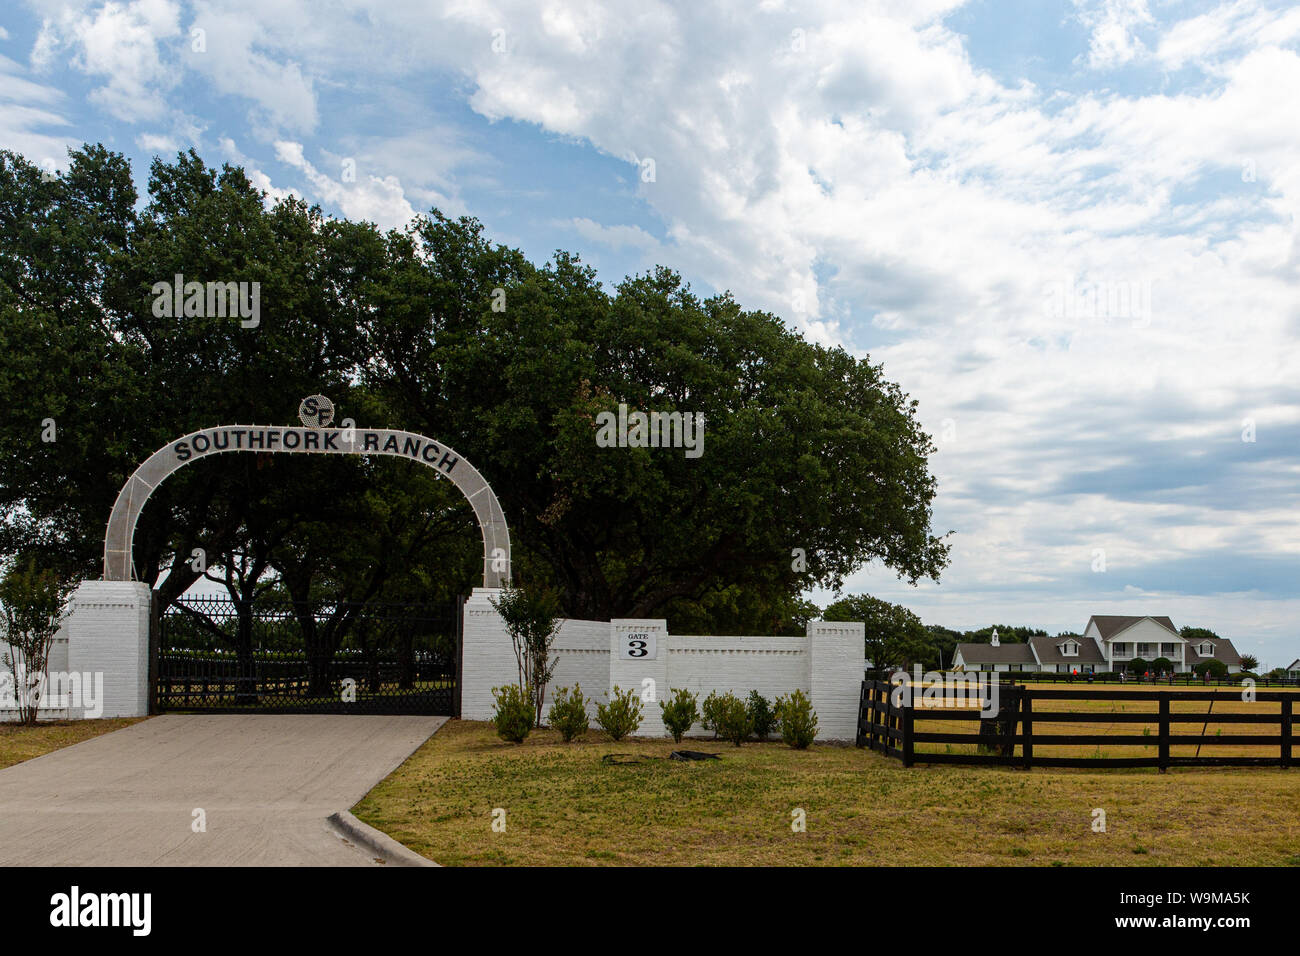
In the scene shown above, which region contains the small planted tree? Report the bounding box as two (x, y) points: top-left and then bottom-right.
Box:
(0, 559), (72, 726)
(490, 584), (561, 727)
(546, 684), (590, 742)
(596, 685), (642, 741)
(659, 687), (699, 743)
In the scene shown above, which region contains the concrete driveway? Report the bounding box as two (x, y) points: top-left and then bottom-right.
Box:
(0, 714), (444, 866)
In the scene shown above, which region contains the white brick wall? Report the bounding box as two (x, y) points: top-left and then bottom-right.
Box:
(808, 620), (866, 739)
(610, 619), (670, 736)
(65, 580), (151, 718)
(546, 618), (610, 711)
(41, 579), (867, 737)
(459, 588), (519, 721)
(460, 602), (865, 741)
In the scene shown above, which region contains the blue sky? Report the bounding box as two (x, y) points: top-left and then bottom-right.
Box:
(4, 1), (1300, 667)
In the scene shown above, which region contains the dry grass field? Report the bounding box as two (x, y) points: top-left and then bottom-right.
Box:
(0, 718), (147, 770)
(354, 717), (1300, 867)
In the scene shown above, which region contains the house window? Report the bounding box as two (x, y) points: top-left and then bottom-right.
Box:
(1199, 642), (1214, 656)
(1061, 641), (1078, 657)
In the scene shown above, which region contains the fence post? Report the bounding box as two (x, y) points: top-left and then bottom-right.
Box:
(873, 683), (883, 752)
(1158, 695), (1170, 772)
(901, 699), (914, 768)
(1021, 690), (1033, 770)
(1281, 697), (1292, 769)
(856, 682), (867, 748)
(1000, 684), (1019, 758)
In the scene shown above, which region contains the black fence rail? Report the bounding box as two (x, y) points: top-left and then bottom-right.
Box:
(1000, 671), (1299, 687)
(155, 596), (461, 715)
(857, 679), (1298, 770)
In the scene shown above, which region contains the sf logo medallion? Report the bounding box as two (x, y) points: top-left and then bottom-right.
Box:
(298, 395), (335, 428)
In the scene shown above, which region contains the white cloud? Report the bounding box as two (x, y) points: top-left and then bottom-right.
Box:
(184, 0), (318, 132)
(31, 0), (182, 122)
(273, 139), (418, 230)
(0, 50), (73, 164)
(567, 217), (660, 252)
(1074, 0), (1155, 69)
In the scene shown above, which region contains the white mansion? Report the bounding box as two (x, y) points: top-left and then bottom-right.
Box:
(952, 615), (1242, 675)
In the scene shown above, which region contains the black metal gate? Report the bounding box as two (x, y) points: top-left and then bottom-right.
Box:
(156, 596), (461, 715)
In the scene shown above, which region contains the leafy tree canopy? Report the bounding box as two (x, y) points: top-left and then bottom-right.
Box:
(1, 145), (951, 633)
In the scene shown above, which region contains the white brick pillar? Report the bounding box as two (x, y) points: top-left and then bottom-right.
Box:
(609, 619), (669, 737)
(459, 588), (521, 721)
(66, 580), (152, 718)
(807, 619), (865, 741)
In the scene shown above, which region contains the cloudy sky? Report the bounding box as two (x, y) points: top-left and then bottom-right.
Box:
(4, 0), (1299, 666)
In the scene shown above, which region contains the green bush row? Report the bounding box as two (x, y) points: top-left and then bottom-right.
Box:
(491, 684), (817, 748)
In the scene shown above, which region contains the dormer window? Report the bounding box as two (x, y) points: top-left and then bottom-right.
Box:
(1061, 640), (1079, 657)
(1198, 642), (1215, 657)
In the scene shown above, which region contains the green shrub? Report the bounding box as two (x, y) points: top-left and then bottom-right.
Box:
(659, 687), (699, 743)
(491, 684), (535, 743)
(596, 685), (643, 741)
(711, 691), (751, 746)
(546, 684), (590, 742)
(701, 690), (723, 738)
(774, 689), (818, 749)
(746, 690), (777, 740)
(1194, 659), (1229, 679)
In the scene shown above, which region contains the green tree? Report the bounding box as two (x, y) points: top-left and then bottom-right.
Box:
(490, 583), (561, 726)
(2, 144), (951, 640)
(0, 558), (73, 724)
(367, 216), (950, 624)
(823, 595), (931, 670)
(1194, 659), (1228, 679)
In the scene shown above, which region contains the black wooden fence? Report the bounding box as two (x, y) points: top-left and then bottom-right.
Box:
(857, 679), (1298, 770)
(1002, 671), (1299, 687)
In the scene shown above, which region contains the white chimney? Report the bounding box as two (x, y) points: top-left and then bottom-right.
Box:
(991, 628), (1000, 647)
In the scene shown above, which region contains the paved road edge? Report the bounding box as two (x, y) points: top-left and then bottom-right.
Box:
(327, 811), (439, 867)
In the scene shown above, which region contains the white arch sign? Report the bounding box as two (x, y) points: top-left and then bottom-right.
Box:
(103, 424), (511, 588)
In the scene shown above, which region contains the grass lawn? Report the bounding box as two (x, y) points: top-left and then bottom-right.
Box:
(353, 719), (1300, 867)
(0, 718), (147, 770)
